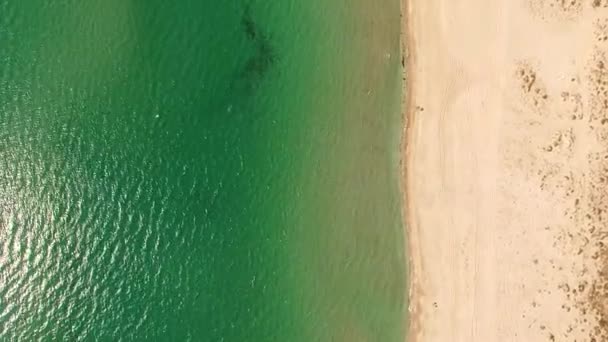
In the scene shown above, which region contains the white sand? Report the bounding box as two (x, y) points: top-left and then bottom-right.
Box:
(403, 1), (608, 341)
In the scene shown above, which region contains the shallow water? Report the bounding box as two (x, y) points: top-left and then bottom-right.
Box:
(0, 0), (405, 340)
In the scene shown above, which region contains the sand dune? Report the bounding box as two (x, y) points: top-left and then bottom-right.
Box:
(403, 1), (608, 341)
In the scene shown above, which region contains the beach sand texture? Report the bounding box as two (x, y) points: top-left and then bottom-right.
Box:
(404, 1), (608, 341)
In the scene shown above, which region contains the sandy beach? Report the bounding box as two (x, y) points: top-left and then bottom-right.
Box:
(403, 1), (608, 341)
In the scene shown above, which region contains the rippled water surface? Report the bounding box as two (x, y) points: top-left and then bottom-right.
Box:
(0, 0), (405, 340)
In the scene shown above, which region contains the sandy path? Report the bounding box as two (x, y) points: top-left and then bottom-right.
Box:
(403, 1), (608, 341)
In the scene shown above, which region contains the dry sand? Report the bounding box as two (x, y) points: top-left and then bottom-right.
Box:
(403, 1), (608, 341)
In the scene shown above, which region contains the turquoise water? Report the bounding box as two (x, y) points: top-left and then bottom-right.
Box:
(0, 0), (405, 340)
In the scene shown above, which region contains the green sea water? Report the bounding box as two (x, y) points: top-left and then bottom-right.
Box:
(0, 0), (405, 340)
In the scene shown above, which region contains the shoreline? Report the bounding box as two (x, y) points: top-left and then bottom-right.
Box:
(399, 0), (419, 340)
(402, 1), (608, 341)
